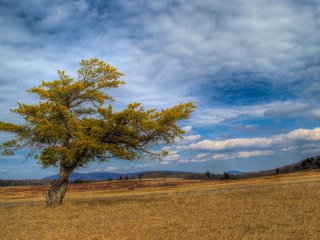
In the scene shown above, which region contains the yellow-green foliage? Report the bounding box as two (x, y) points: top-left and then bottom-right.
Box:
(0, 58), (196, 171)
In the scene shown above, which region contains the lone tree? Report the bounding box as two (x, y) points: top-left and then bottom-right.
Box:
(0, 58), (196, 207)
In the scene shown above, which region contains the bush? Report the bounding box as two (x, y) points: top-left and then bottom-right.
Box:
(74, 179), (85, 184)
(223, 172), (231, 180)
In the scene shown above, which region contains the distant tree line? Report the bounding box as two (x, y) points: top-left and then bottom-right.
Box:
(185, 171), (243, 180)
(186, 156), (320, 180)
(0, 179), (51, 186)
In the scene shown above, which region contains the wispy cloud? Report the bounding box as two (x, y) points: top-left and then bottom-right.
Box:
(192, 101), (312, 126)
(105, 166), (118, 172)
(211, 150), (273, 160)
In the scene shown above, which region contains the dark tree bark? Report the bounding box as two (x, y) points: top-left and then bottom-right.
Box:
(46, 169), (70, 207)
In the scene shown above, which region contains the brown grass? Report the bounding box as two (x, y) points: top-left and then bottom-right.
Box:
(1, 170), (320, 239)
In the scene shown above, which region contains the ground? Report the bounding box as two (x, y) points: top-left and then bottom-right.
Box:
(1, 171), (320, 239)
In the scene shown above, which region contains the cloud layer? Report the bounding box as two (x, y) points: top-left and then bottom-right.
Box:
(0, 0), (319, 178)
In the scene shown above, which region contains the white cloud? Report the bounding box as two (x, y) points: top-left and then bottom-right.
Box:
(280, 146), (297, 152)
(163, 150), (181, 161)
(287, 128), (320, 141)
(211, 153), (231, 160)
(164, 154), (180, 161)
(154, 149), (181, 162)
(186, 137), (278, 151)
(178, 159), (207, 164)
(135, 163), (152, 168)
(159, 161), (171, 165)
(184, 127), (320, 151)
(177, 150), (272, 163)
(196, 153), (209, 159)
(182, 125), (193, 133)
(176, 134), (201, 144)
(211, 150), (273, 160)
(237, 150), (273, 158)
(105, 166), (118, 172)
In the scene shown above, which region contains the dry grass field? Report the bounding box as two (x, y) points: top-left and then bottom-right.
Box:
(1, 170), (320, 239)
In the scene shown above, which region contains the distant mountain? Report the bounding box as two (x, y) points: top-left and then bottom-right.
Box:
(227, 170), (243, 175)
(42, 172), (121, 181)
(42, 170), (193, 181)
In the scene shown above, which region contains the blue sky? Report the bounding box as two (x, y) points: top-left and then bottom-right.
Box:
(0, 0), (320, 179)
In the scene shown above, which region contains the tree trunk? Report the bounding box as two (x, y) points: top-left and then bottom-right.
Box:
(46, 170), (69, 207)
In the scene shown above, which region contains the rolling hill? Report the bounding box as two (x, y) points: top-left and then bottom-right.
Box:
(42, 172), (121, 181)
(1, 155), (319, 186)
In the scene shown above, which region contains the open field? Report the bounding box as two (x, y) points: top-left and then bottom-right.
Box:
(1, 170), (320, 239)
(1, 170), (320, 205)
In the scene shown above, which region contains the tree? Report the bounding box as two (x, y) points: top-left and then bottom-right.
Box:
(0, 58), (196, 207)
(223, 172), (231, 180)
(316, 158), (320, 168)
(205, 170), (211, 180)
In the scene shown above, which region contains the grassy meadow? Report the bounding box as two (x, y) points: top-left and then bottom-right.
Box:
(1, 170), (320, 239)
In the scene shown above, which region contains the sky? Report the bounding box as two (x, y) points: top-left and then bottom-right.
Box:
(0, 0), (320, 179)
